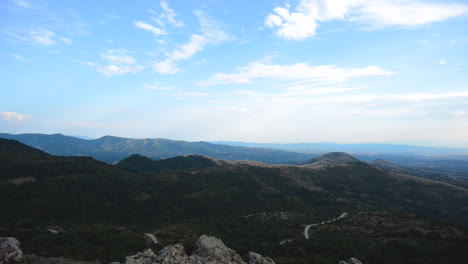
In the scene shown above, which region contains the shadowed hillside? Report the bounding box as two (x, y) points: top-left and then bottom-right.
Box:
(116, 154), (219, 173)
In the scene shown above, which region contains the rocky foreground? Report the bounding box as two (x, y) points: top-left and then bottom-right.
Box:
(1, 236), (361, 264)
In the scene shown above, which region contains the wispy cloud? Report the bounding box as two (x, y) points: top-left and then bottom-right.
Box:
(59, 37), (72, 44)
(265, 0), (468, 41)
(198, 61), (394, 86)
(440, 59), (446, 65)
(144, 83), (175, 91)
(81, 49), (146, 76)
(134, 21), (166, 36)
(71, 122), (123, 128)
(150, 1), (184, 27)
(0, 111), (29, 123)
(9, 53), (28, 61)
(30, 28), (55, 46)
(153, 10), (234, 74)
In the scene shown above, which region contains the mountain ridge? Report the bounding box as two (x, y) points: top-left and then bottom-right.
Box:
(0, 133), (318, 164)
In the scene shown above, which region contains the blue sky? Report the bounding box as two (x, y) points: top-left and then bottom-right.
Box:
(1, 0), (468, 147)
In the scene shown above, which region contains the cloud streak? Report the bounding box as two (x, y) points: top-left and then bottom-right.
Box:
(134, 21), (166, 36)
(198, 62), (394, 86)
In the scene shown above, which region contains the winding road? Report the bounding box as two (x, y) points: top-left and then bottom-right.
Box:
(304, 212), (348, 239)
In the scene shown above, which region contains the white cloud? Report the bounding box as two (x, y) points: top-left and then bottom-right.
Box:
(82, 49), (145, 76)
(266, 0), (468, 40)
(0, 111), (29, 123)
(134, 21), (166, 36)
(198, 62), (394, 86)
(440, 59), (446, 65)
(144, 83), (175, 91)
(101, 49), (136, 64)
(10, 54), (28, 61)
(153, 59), (179, 74)
(153, 11), (234, 74)
(358, 0), (468, 27)
(30, 28), (55, 46)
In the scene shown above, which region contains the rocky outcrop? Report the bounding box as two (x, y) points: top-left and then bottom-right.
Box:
(0, 237), (24, 264)
(2, 236), (275, 264)
(120, 235), (274, 264)
(339, 257), (363, 264)
(125, 249), (156, 264)
(248, 252), (275, 264)
(156, 244), (189, 264)
(190, 235), (245, 264)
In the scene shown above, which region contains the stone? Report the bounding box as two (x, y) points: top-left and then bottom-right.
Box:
(248, 252), (275, 264)
(348, 257), (363, 264)
(125, 249), (156, 264)
(190, 235), (245, 264)
(0, 237), (24, 264)
(338, 257), (363, 264)
(155, 244), (189, 264)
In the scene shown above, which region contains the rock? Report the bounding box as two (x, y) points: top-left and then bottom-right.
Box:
(248, 252), (275, 264)
(348, 258), (362, 264)
(155, 244), (189, 264)
(125, 249), (156, 264)
(190, 235), (246, 264)
(338, 257), (363, 264)
(0, 237), (24, 264)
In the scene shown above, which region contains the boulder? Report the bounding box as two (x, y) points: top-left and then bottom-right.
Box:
(156, 244), (189, 264)
(190, 235), (245, 264)
(0, 237), (24, 264)
(125, 249), (156, 264)
(248, 252), (275, 264)
(338, 257), (363, 264)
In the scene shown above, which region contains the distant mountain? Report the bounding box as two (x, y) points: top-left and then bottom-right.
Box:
(213, 141), (468, 155)
(116, 154), (219, 173)
(299, 152), (363, 167)
(0, 133), (318, 164)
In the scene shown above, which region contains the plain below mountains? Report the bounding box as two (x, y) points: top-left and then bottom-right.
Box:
(1, 138), (467, 264)
(0, 133), (318, 164)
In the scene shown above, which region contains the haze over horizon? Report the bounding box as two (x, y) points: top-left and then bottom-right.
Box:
(1, 0), (468, 147)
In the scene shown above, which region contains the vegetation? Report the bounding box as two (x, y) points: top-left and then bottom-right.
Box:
(0, 139), (467, 263)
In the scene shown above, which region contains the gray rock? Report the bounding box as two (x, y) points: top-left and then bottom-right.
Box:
(248, 252), (275, 264)
(124, 249), (156, 264)
(348, 258), (362, 264)
(190, 235), (245, 264)
(338, 257), (363, 264)
(0, 237), (24, 264)
(155, 244), (189, 264)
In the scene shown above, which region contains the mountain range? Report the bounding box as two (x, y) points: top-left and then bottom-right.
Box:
(1, 138), (467, 264)
(2, 133), (468, 181)
(0, 133), (318, 164)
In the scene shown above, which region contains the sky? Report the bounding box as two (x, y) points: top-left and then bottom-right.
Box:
(1, 0), (468, 147)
